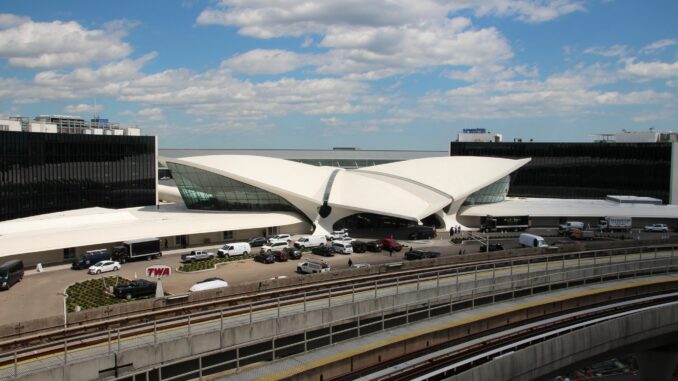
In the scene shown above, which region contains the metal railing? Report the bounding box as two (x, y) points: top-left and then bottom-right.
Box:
(3, 246), (676, 380)
(112, 254), (678, 381)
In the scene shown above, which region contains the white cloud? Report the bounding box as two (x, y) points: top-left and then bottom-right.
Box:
(0, 13), (30, 28)
(197, 1), (584, 38)
(222, 49), (315, 75)
(623, 59), (678, 79)
(641, 39), (678, 54)
(584, 44), (628, 57)
(0, 15), (133, 68)
(64, 103), (103, 114)
(417, 66), (673, 121)
(138, 107), (165, 121)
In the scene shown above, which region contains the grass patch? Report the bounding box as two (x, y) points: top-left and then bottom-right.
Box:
(178, 254), (255, 272)
(65, 276), (131, 313)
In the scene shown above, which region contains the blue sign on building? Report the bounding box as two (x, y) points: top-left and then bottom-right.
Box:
(462, 128), (487, 134)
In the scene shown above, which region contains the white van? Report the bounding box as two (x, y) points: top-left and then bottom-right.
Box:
(519, 233), (549, 248)
(558, 221), (585, 234)
(294, 235), (327, 249)
(217, 242), (251, 258)
(332, 241), (353, 254)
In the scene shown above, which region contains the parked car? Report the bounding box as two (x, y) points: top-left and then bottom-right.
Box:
(273, 251), (289, 262)
(254, 252), (275, 264)
(312, 245), (335, 257)
(0, 260), (23, 291)
(189, 278), (228, 292)
(381, 238), (402, 252)
(88, 260), (121, 274)
(332, 241), (353, 254)
(408, 229), (435, 240)
(180, 250), (215, 263)
(405, 250), (441, 260)
(114, 279), (157, 300)
(249, 237), (267, 247)
(352, 241), (368, 253)
(479, 243), (505, 252)
(282, 247), (303, 260)
(366, 240), (383, 252)
(334, 236), (356, 243)
(325, 229), (349, 241)
(261, 241), (288, 254)
(267, 234), (292, 244)
(351, 263), (371, 269)
(644, 223), (669, 233)
(217, 242), (251, 258)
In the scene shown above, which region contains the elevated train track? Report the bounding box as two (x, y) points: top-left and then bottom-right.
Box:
(0, 243), (677, 380)
(2, 243), (675, 352)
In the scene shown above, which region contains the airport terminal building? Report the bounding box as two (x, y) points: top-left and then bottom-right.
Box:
(1, 133), (678, 267)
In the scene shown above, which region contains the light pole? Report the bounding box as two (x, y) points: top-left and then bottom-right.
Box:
(56, 292), (67, 331)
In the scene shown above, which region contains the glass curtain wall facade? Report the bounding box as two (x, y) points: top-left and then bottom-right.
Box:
(463, 175), (510, 205)
(168, 162), (307, 218)
(0, 131), (156, 221)
(450, 142), (672, 203)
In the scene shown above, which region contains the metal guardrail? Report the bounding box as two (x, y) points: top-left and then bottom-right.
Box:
(3, 246), (675, 380)
(111, 255), (678, 381)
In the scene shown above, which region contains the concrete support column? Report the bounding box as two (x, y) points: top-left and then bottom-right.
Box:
(636, 346), (678, 381)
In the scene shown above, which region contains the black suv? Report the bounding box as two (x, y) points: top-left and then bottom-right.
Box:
(365, 241), (383, 252)
(312, 246), (335, 257)
(408, 229), (435, 240)
(479, 243), (504, 252)
(351, 241), (368, 253)
(405, 250), (441, 260)
(114, 279), (157, 300)
(254, 252), (275, 264)
(282, 247), (303, 260)
(249, 237), (267, 247)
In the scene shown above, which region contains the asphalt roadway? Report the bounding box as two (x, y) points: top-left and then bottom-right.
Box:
(0, 230), (672, 325)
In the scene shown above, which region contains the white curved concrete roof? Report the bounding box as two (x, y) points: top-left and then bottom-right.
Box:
(329, 171), (450, 221)
(164, 155), (529, 223)
(460, 197), (678, 219)
(166, 155), (336, 203)
(0, 205), (304, 257)
(359, 156), (530, 200)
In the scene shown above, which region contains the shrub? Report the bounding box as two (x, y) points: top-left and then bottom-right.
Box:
(65, 276), (131, 313)
(178, 253), (255, 272)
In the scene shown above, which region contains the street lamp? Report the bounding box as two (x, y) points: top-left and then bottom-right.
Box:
(56, 292), (67, 332)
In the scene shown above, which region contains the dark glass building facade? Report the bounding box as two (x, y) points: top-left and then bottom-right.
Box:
(0, 131), (156, 221)
(450, 142), (673, 203)
(167, 162), (306, 217)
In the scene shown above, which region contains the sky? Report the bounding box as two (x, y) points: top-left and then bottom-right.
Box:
(0, 1), (676, 150)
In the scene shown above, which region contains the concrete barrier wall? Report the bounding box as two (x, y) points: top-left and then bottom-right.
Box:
(447, 304), (678, 381)
(14, 260), (676, 381)
(2, 240), (675, 340)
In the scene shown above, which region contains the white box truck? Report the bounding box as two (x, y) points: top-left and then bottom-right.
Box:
(519, 233), (549, 248)
(598, 216), (632, 232)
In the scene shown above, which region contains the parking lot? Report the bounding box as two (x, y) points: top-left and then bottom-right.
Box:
(0, 228), (675, 325)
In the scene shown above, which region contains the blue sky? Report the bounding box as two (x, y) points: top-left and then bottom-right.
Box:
(0, 1), (676, 149)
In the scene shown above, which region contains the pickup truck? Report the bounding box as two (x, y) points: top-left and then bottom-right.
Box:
(180, 250), (215, 263)
(297, 261), (331, 274)
(644, 224), (669, 233)
(114, 279), (157, 300)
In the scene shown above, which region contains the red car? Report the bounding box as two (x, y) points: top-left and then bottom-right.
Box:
(381, 238), (402, 252)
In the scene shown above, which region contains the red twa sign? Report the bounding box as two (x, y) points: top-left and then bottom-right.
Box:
(146, 265), (172, 278)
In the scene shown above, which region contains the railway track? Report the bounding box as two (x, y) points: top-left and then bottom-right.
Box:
(3, 250), (677, 381)
(332, 291), (678, 381)
(1, 244), (670, 354)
